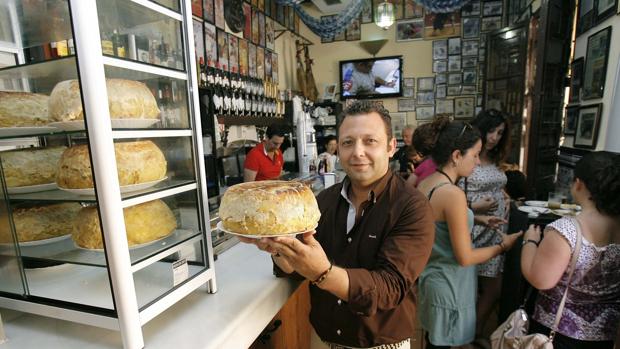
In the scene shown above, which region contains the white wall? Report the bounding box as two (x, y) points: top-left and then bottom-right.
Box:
(565, 13), (620, 151)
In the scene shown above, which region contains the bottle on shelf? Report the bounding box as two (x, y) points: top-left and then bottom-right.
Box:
(199, 57), (207, 87)
(112, 30), (126, 58)
(101, 32), (114, 56)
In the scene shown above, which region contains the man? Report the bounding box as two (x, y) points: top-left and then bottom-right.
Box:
(345, 61), (396, 95)
(393, 125), (414, 175)
(244, 125), (286, 182)
(243, 101), (434, 349)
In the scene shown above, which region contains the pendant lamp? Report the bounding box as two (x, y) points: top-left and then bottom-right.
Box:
(375, 1), (395, 30)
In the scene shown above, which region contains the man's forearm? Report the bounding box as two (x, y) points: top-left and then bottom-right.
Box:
(316, 265), (349, 301)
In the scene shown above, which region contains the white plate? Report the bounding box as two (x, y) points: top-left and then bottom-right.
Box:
(518, 206), (550, 214)
(74, 231), (174, 252)
(551, 209), (577, 217)
(58, 177), (167, 196)
(0, 234), (71, 247)
(216, 221), (316, 239)
(0, 126), (59, 138)
(7, 182), (57, 194)
(524, 200), (548, 208)
(48, 119), (159, 131)
(560, 203), (582, 211)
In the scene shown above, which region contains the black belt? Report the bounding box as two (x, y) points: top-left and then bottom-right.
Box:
(326, 338), (410, 349)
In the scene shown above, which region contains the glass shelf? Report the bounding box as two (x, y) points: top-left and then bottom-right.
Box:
(1, 229), (201, 268)
(8, 179), (196, 203)
(0, 56), (78, 94)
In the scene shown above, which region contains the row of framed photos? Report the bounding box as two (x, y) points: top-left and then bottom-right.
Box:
(192, 0), (300, 35)
(577, 0), (618, 35)
(565, 104), (602, 149)
(195, 20), (279, 80)
(569, 26), (612, 102)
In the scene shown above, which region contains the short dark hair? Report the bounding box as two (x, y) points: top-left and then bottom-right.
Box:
(427, 117), (481, 167)
(471, 109), (511, 164)
(323, 135), (337, 146)
(337, 100), (392, 140)
(574, 151), (620, 217)
(505, 170), (527, 200)
(266, 125), (287, 139)
(412, 123), (436, 157)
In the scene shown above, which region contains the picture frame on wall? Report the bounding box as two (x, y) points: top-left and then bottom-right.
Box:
(346, 18), (362, 41)
(398, 98), (417, 112)
(596, 0), (617, 24)
(461, 85), (476, 94)
(193, 19), (205, 64)
(238, 38), (249, 76)
(192, 0), (202, 18)
(259, 12), (266, 47)
(435, 73), (447, 84)
(569, 58), (584, 103)
(242, 2), (252, 39)
(396, 19), (424, 41)
(203, 0), (214, 23)
(271, 52), (278, 82)
(404, 0), (425, 18)
(424, 11), (461, 39)
(463, 68), (477, 85)
(482, 1), (503, 16)
(564, 105), (579, 135)
(403, 87), (415, 98)
(454, 97), (475, 119)
(360, 0), (374, 23)
(252, 8), (260, 44)
(448, 37), (461, 55)
(416, 106), (435, 120)
(433, 40), (448, 60)
(462, 17), (480, 39)
(577, 0), (594, 34)
(216, 29), (228, 72)
(322, 84), (337, 101)
(582, 26), (611, 100)
(404, 78), (415, 88)
(447, 85), (461, 96)
(433, 60), (448, 73)
(418, 77), (435, 91)
(436, 84), (447, 99)
(462, 39), (479, 56)
(462, 56), (477, 68)
(435, 99), (454, 117)
(448, 72), (462, 85)
(481, 16), (502, 32)
(214, 0), (225, 29)
(228, 34), (239, 74)
(265, 17), (275, 50)
(205, 22), (217, 67)
(248, 42), (257, 78)
(448, 55), (461, 72)
(265, 50), (272, 79)
(462, 1), (480, 16)
(574, 104), (602, 148)
(256, 46), (265, 80)
(417, 91), (435, 105)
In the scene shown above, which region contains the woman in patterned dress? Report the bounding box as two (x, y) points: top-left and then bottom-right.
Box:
(521, 151), (620, 349)
(460, 109), (512, 341)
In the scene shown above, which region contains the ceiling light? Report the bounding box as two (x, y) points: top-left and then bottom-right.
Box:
(375, 1), (395, 30)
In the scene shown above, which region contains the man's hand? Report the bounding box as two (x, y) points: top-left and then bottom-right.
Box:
(471, 196), (498, 213)
(266, 232), (331, 281)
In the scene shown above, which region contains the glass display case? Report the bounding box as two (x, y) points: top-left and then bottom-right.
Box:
(0, 1), (216, 348)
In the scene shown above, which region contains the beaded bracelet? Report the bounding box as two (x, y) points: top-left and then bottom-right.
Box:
(311, 263), (333, 286)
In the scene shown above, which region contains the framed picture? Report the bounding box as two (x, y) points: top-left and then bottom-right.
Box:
(360, 0), (374, 23)
(483, 1), (503, 16)
(577, 0), (593, 34)
(418, 77), (435, 91)
(478, 48), (486, 62)
(436, 73), (447, 84)
(433, 40), (448, 60)
(346, 18), (362, 41)
(416, 106), (435, 120)
(448, 72), (462, 85)
(462, 1), (480, 16)
(448, 37), (461, 55)
(454, 97), (475, 119)
(322, 84), (337, 101)
(462, 17), (480, 39)
(462, 56), (477, 68)
(597, 0), (618, 24)
(404, 78), (415, 88)
(214, 0), (225, 29)
(265, 50), (272, 78)
(396, 19), (424, 41)
(424, 11), (461, 39)
(271, 52), (278, 82)
(447, 85), (461, 96)
(205, 22), (217, 67)
(398, 98), (417, 112)
(462, 39), (479, 56)
(265, 17), (275, 50)
(259, 12), (266, 47)
(564, 105), (579, 135)
(392, 112), (407, 139)
(216, 29), (228, 71)
(258, 0), (264, 11)
(192, 0), (203, 17)
(582, 26), (611, 100)
(463, 68), (477, 85)
(252, 8), (260, 44)
(435, 99), (454, 117)
(569, 58), (584, 103)
(403, 87), (415, 98)
(461, 85), (476, 94)
(436, 84), (447, 99)
(334, 19), (345, 41)
(228, 34), (239, 74)
(448, 55), (461, 72)
(404, 0), (425, 18)
(242, 2), (252, 39)
(433, 60), (448, 73)
(238, 38), (248, 76)
(193, 19), (205, 64)
(417, 91), (435, 105)
(481, 16), (502, 32)
(204, 0), (214, 23)
(574, 104), (602, 148)
(248, 42), (257, 78)
(256, 46), (265, 80)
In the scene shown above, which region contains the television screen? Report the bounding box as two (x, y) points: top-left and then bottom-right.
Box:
(340, 56), (402, 99)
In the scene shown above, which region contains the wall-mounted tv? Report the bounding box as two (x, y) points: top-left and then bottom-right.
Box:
(340, 56), (402, 99)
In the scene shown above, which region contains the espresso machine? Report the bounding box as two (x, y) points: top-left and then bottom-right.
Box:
(292, 96), (318, 175)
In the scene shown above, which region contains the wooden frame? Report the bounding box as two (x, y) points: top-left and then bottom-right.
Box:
(573, 104), (602, 148)
(569, 58), (584, 103)
(596, 0), (618, 24)
(564, 105), (579, 135)
(582, 26), (611, 100)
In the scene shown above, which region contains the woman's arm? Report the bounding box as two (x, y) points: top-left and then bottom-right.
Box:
(521, 226), (571, 290)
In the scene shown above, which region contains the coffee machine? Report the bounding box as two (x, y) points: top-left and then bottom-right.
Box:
(292, 96), (318, 174)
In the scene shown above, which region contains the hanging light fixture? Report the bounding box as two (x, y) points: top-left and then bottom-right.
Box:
(375, 1), (395, 30)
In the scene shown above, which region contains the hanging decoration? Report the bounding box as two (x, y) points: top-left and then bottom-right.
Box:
(414, 0), (473, 14)
(275, 0), (364, 39)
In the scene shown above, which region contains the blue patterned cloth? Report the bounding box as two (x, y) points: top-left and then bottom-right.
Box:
(415, 0), (473, 13)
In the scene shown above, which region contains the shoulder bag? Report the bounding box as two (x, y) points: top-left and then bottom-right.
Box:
(490, 218), (583, 349)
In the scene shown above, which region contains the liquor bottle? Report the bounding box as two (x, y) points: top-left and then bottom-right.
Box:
(56, 40), (68, 57)
(101, 32), (114, 55)
(112, 30), (126, 58)
(199, 57), (207, 87)
(68, 38), (75, 55)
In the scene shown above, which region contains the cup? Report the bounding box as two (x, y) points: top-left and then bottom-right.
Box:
(548, 191), (566, 209)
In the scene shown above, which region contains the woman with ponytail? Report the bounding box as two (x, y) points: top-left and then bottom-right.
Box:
(416, 117), (522, 349)
(521, 151), (620, 349)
